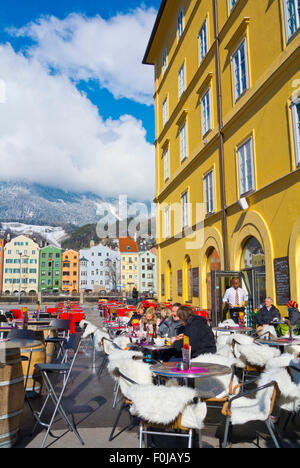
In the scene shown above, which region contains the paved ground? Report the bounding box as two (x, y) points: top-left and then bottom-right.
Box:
(2, 304), (299, 449)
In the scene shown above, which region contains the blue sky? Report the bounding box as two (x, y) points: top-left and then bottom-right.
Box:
(0, 0), (161, 144)
(0, 1), (161, 199)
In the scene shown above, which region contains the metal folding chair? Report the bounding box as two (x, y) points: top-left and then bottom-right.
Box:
(32, 333), (85, 449)
(45, 318), (71, 362)
(109, 367), (138, 442)
(221, 380), (281, 448)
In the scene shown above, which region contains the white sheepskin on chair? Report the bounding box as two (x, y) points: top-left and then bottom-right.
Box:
(127, 385), (206, 429)
(107, 350), (144, 379)
(258, 325), (277, 338)
(190, 354), (238, 399)
(113, 335), (130, 350)
(266, 354), (294, 370)
(218, 319), (237, 328)
(109, 355), (154, 399)
(259, 368), (300, 413)
(235, 343), (280, 368)
(229, 382), (274, 426)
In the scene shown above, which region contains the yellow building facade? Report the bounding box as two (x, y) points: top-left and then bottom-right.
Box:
(144, 0), (300, 322)
(3, 235), (40, 295)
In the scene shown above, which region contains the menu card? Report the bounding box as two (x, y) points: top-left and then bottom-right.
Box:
(182, 335), (191, 369)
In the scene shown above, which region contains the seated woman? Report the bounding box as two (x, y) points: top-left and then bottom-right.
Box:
(128, 303), (144, 328)
(141, 307), (159, 334)
(171, 306), (216, 359)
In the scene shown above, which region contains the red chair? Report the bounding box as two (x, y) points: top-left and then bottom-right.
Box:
(10, 309), (23, 319)
(60, 312), (85, 334)
(117, 309), (128, 317)
(47, 308), (58, 315)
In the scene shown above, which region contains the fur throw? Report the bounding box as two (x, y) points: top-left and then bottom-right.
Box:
(259, 368), (300, 412)
(266, 354), (294, 370)
(234, 343), (280, 368)
(127, 385), (206, 429)
(229, 367), (300, 425)
(108, 354), (153, 399)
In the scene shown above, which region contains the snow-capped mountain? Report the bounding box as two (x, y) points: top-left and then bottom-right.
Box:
(1, 222), (67, 247)
(0, 181), (142, 227)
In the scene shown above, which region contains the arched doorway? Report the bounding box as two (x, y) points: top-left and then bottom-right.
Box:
(166, 261), (173, 301)
(183, 256), (192, 303)
(206, 247), (221, 314)
(241, 237), (266, 310)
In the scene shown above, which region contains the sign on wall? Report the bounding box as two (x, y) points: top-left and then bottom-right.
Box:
(274, 257), (291, 305)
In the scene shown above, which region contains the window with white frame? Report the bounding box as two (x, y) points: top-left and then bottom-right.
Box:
(204, 170), (215, 215)
(177, 8), (184, 40)
(229, 0), (238, 12)
(163, 97), (169, 126)
(238, 137), (255, 195)
(283, 0), (300, 40)
(201, 88), (212, 136)
(180, 121), (188, 162)
(162, 47), (168, 73)
(164, 147), (170, 181)
(178, 63), (186, 99)
(232, 39), (249, 101)
(165, 206), (171, 238)
(181, 191), (189, 228)
(292, 98), (300, 165)
(199, 19), (208, 63)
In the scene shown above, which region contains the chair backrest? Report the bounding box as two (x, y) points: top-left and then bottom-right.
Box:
(0, 315), (8, 323)
(50, 318), (71, 331)
(64, 333), (81, 352)
(8, 329), (35, 341)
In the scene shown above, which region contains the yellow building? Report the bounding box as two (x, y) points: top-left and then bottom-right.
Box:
(3, 235), (40, 295)
(143, 0), (300, 323)
(119, 237), (140, 294)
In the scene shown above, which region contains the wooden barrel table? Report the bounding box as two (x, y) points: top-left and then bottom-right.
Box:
(0, 343), (25, 448)
(20, 331), (46, 394)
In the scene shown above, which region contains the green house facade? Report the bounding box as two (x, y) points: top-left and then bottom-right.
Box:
(38, 246), (62, 293)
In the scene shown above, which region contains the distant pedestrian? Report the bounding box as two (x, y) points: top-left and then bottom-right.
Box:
(132, 286), (139, 305)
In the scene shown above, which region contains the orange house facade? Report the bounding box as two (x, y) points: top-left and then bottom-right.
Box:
(62, 250), (79, 294)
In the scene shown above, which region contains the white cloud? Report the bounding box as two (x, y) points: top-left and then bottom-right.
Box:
(10, 8), (157, 105)
(0, 43), (155, 201)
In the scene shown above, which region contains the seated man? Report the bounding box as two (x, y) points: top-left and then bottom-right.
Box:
(171, 306), (216, 359)
(158, 303), (184, 338)
(255, 297), (281, 327)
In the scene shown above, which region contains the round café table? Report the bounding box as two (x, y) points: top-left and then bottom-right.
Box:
(213, 327), (253, 338)
(0, 338), (43, 350)
(151, 361), (232, 391)
(255, 337), (300, 353)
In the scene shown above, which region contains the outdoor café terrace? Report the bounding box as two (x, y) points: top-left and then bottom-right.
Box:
(0, 300), (299, 449)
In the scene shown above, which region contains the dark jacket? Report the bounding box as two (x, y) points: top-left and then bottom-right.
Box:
(289, 308), (300, 330)
(173, 315), (216, 358)
(128, 312), (141, 328)
(255, 305), (281, 327)
(132, 288), (139, 299)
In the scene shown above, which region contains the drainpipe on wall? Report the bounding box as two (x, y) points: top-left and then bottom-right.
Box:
(213, 0), (229, 271)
